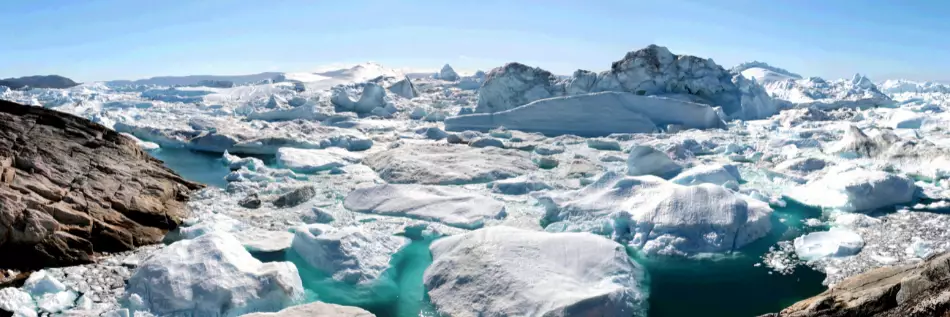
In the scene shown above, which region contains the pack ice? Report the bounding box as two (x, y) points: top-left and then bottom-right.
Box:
(424, 226), (648, 317)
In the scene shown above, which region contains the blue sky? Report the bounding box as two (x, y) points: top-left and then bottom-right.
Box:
(1, 0), (946, 82)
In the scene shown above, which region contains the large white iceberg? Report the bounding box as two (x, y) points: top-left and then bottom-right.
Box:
(343, 184), (507, 229)
(123, 233), (304, 317)
(539, 172), (772, 255)
(424, 226), (648, 317)
(447, 92), (725, 137)
(474, 45), (778, 120)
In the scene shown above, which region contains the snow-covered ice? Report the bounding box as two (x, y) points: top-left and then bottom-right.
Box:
(363, 142), (536, 185)
(787, 169), (917, 212)
(539, 172), (772, 255)
(424, 226), (648, 317)
(343, 184), (507, 229)
(290, 224), (408, 285)
(123, 232), (304, 317)
(794, 227), (865, 261)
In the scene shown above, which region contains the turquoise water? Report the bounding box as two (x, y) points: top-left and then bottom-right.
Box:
(149, 148), (232, 188)
(262, 238), (442, 317)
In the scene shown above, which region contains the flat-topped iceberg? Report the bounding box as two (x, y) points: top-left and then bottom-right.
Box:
(343, 184), (507, 229)
(424, 226), (648, 317)
(446, 92), (725, 137)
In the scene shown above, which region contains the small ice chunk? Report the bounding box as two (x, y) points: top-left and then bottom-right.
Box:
(534, 144), (565, 155)
(276, 147), (361, 174)
(469, 137), (505, 148)
(239, 230), (295, 253)
(671, 164), (740, 186)
(587, 138), (622, 151)
(905, 237), (934, 259)
(0, 288), (37, 317)
(794, 228), (865, 261)
(489, 175), (552, 195)
(626, 145), (682, 179)
(178, 213), (245, 240)
(22, 271), (66, 295)
(35, 290), (78, 313)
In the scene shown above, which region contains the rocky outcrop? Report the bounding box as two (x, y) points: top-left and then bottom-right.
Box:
(0, 100), (203, 269)
(0, 75), (79, 90)
(763, 252), (950, 317)
(474, 45), (778, 120)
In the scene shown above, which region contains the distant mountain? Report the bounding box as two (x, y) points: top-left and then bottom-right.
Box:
(106, 73), (283, 87)
(0, 75), (79, 89)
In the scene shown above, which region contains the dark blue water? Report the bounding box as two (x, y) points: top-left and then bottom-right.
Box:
(149, 148), (232, 188)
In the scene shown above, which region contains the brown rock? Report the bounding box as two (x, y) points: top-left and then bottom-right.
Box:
(764, 252), (950, 317)
(0, 100), (203, 269)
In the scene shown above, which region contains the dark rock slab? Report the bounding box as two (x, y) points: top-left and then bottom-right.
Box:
(0, 100), (203, 269)
(763, 252), (950, 317)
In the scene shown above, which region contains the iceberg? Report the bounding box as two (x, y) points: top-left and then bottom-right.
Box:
(787, 169), (917, 212)
(424, 226), (648, 317)
(794, 228), (865, 261)
(276, 147), (361, 174)
(123, 233), (304, 317)
(446, 92), (725, 137)
(290, 224), (408, 285)
(539, 172), (772, 255)
(343, 184), (507, 229)
(363, 142), (535, 185)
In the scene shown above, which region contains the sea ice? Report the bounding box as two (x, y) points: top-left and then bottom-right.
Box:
(363, 142), (535, 185)
(488, 175), (553, 195)
(0, 288), (37, 317)
(626, 145), (683, 179)
(343, 184), (507, 229)
(424, 226), (648, 317)
(794, 228), (865, 261)
(670, 164), (741, 186)
(290, 224), (409, 284)
(275, 147), (361, 173)
(123, 233), (304, 317)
